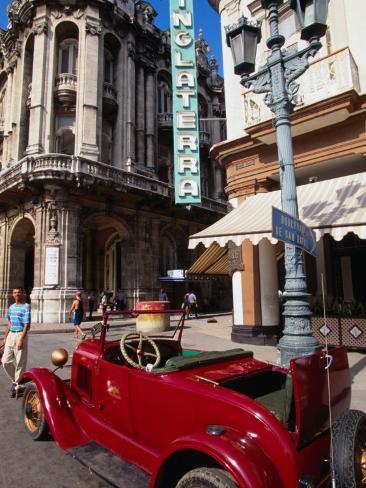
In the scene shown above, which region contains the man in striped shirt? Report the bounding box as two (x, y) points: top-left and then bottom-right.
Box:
(1, 287), (30, 398)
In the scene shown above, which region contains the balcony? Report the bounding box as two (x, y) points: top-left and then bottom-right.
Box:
(243, 48), (361, 142)
(0, 154), (170, 198)
(158, 112), (173, 129)
(54, 73), (77, 107)
(103, 82), (118, 113)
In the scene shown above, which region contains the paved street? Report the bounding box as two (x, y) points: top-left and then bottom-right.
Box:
(0, 315), (365, 487)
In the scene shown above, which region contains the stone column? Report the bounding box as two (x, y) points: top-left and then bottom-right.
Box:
(30, 187), (82, 323)
(231, 241), (264, 344)
(136, 64), (145, 164)
(30, 202), (47, 323)
(26, 17), (49, 155)
(0, 220), (10, 317)
(145, 70), (155, 169)
(259, 239), (280, 327)
(125, 40), (136, 170)
(114, 46), (124, 168)
(2, 65), (14, 164)
(228, 242), (244, 327)
(76, 17), (101, 160)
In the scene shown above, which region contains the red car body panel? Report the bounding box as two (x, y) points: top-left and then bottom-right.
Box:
(20, 323), (352, 488)
(21, 368), (88, 449)
(290, 346), (351, 448)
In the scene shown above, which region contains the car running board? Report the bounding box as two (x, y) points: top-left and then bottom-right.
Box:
(68, 442), (150, 488)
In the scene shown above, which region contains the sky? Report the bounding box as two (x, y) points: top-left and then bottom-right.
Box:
(0, 0), (223, 74)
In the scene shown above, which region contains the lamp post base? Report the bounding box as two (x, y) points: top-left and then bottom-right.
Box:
(277, 334), (322, 367)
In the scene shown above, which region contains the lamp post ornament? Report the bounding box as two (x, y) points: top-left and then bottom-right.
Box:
(226, 0), (330, 366)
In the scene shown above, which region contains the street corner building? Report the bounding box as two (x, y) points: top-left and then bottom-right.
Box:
(194, 0), (366, 348)
(0, 0), (229, 323)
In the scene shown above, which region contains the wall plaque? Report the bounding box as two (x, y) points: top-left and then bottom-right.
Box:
(44, 246), (60, 285)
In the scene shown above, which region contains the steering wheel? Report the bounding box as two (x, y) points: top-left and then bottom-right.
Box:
(120, 332), (161, 369)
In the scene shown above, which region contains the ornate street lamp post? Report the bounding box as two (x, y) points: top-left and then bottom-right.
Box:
(226, 0), (329, 366)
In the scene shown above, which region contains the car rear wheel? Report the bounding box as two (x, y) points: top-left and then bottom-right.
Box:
(332, 409), (366, 487)
(176, 468), (237, 488)
(22, 382), (49, 440)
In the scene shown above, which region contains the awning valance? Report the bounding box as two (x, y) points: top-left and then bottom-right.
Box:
(187, 243), (228, 276)
(189, 172), (366, 249)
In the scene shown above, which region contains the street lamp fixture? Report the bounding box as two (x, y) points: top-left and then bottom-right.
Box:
(225, 17), (262, 76)
(289, 0), (329, 41)
(226, 0), (329, 366)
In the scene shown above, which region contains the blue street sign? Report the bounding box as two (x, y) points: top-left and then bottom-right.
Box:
(272, 207), (317, 257)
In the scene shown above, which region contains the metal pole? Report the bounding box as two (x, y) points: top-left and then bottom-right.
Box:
(243, 1), (321, 366)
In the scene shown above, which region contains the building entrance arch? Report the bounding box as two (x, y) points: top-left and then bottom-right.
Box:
(9, 218), (35, 297)
(82, 215), (131, 298)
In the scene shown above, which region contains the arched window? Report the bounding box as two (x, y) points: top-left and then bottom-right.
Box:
(55, 128), (75, 155)
(101, 119), (114, 164)
(104, 48), (114, 85)
(198, 95), (209, 132)
(58, 39), (78, 75)
(55, 115), (75, 154)
(160, 234), (177, 276)
(158, 77), (172, 114)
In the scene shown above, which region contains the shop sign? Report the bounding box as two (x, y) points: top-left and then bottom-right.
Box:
(167, 269), (186, 279)
(170, 0), (201, 204)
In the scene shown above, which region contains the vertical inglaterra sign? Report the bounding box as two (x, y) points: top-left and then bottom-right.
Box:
(170, 0), (201, 204)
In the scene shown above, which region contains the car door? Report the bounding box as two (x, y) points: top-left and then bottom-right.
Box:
(128, 369), (199, 449)
(94, 357), (134, 436)
(290, 346), (351, 448)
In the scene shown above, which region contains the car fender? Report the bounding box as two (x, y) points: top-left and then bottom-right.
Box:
(20, 368), (88, 450)
(151, 427), (297, 488)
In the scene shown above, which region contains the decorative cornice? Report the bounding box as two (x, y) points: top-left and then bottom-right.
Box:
(32, 21), (48, 36)
(85, 19), (102, 36)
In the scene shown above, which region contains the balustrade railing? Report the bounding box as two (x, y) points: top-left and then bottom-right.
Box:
(103, 82), (117, 101)
(243, 48), (361, 128)
(55, 73), (78, 90)
(158, 112), (173, 127)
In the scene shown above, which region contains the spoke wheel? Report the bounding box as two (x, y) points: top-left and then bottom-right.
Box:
(23, 382), (49, 440)
(332, 409), (366, 487)
(120, 332), (160, 369)
(176, 468), (237, 488)
(355, 422), (366, 485)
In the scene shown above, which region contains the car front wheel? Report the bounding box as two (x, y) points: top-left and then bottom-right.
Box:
(22, 382), (49, 440)
(176, 468), (237, 488)
(332, 409), (366, 487)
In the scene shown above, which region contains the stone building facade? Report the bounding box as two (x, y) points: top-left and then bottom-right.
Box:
(0, 0), (228, 322)
(201, 0), (366, 345)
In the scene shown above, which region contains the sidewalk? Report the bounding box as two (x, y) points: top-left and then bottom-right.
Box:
(1, 312), (365, 411)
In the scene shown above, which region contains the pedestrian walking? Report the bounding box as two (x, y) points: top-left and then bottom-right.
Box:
(159, 288), (168, 301)
(182, 292), (190, 317)
(188, 291), (198, 319)
(69, 291), (86, 339)
(100, 291), (108, 315)
(1, 287), (31, 398)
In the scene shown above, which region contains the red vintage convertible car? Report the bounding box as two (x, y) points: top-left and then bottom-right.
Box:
(19, 310), (366, 487)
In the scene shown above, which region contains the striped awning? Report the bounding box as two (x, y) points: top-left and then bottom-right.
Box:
(189, 172), (366, 249)
(187, 243), (228, 276)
